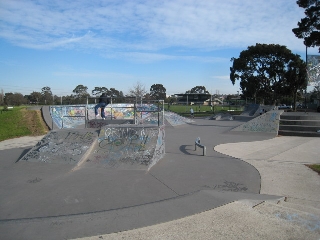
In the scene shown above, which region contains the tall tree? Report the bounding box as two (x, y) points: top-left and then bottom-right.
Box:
(28, 91), (42, 104)
(4, 92), (13, 105)
(186, 86), (209, 94)
(4, 92), (26, 106)
(0, 89), (4, 105)
(128, 81), (147, 99)
(41, 86), (53, 105)
(92, 87), (108, 96)
(230, 43), (307, 106)
(73, 85), (89, 99)
(108, 88), (124, 103)
(292, 0), (320, 52)
(150, 84), (166, 100)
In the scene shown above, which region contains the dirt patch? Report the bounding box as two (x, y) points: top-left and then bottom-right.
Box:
(21, 108), (49, 136)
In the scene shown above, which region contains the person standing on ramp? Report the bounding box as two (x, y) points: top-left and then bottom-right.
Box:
(95, 93), (110, 120)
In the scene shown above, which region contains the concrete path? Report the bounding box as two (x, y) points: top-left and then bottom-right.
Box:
(0, 117), (319, 240)
(75, 135), (320, 240)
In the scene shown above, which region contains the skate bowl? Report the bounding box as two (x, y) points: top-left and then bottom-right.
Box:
(19, 125), (165, 171)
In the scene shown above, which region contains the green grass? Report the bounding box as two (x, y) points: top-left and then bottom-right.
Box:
(0, 106), (32, 141)
(164, 104), (243, 116)
(0, 106), (49, 141)
(306, 164), (320, 175)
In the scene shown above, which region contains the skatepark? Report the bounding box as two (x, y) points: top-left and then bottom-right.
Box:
(0, 104), (319, 239)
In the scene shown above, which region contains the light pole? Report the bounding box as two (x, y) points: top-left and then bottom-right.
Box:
(305, 45), (308, 113)
(295, 68), (299, 112)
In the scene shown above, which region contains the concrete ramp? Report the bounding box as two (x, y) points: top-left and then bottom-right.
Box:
(241, 104), (260, 116)
(19, 125), (165, 171)
(84, 125), (165, 170)
(232, 110), (283, 133)
(19, 129), (99, 164)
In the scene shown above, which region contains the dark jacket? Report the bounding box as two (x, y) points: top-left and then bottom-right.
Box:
(99, 93), (110, 104)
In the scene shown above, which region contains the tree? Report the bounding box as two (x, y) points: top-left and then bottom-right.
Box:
(41, 86), (53, 105)
(28, 91), (42, 104)
(4, 92), (13, 105)
(72, 85), (89, 102)
(4, 92), (26, 106)
(52, 95), (60, 105)
(128, 81), (147, 99)
(150, 84), (166, 100)
(92, 87), (108, 96)
(0, 89), (4, 105)
(165, 95), (177, 105)
(186, 86), (209, 94)
(108, 88), (124, 103)
(92, 87), (124, 103)
(62, 95), (75, 105)
(230, 43), (307, 106)
(282, 57), (307, 110)
(292, 0), (320, 52)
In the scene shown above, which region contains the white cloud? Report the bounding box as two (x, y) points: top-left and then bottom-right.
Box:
(0, 0), (307, 54)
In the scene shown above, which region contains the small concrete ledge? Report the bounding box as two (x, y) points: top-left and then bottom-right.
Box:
(195, 137), (206, 156)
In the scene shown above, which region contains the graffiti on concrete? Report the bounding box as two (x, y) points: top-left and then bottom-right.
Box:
(87, 119), (109, 128)
(307, 55), (320, 87)
(86, 103), (136, 120)
(27, 177), (42, 183)
(164, 112), (194, 126)
(50, 106), (87, 128)
(50, 104), (164, 129)
(20, 130), (98, 164)
(148, 125), (165, 170)
(275, 211), (320, 233)
(85, 125), (164, 169)
(213, 181), (248, 192)
(232, 110), (281, 133)
(138, 112), (163, 125)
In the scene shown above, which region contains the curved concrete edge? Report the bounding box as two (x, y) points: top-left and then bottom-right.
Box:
(214, 137), (320, 207)
(212, 145), (264, 195)
(41, 105), (58, 130)
(73, 200), (319, 240)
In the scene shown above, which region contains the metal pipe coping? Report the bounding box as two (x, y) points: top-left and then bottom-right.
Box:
(195, 137), (206, 156)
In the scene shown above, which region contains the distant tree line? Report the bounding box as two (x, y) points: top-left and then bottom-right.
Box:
(1, 82), (173, 106)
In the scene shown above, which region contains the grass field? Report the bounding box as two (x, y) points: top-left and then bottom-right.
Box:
(0, 106), (49, 141)
(164, 104), (244, 117)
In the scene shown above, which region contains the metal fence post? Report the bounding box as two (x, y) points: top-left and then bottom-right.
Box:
(110, 97), (113, 120)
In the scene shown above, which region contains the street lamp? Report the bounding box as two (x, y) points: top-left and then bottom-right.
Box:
(305, 44), (308, 113)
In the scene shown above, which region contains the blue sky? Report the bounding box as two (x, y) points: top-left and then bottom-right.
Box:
(0, 0), (318, 97)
